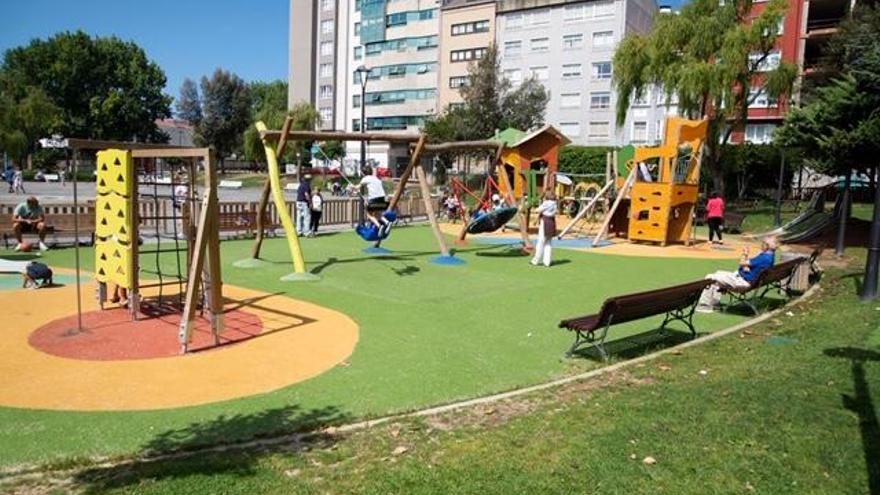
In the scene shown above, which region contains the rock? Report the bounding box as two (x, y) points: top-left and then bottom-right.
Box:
(392, 446), (409, 456)
(643, 456), (657, 465)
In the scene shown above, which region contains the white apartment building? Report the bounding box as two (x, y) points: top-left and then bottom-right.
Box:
(495, 0), (674, 146)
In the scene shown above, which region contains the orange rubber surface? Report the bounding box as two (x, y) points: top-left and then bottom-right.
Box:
(0, 282), (358, 411)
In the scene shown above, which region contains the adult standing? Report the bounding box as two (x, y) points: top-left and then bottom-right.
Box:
(706, 191), (725, 245)
(530, 190), (558, 267)
(296, 174), (312, 237)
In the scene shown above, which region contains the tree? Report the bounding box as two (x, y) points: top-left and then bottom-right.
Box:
(175, 79), (202, 125)
(0, 31), (171, 142)
(242, 100), (320, 165)
(0, 83), (62, 167)
(458, 44), (509, 140)
(612, 0), (798, 192)
(501, 78), (549, 132)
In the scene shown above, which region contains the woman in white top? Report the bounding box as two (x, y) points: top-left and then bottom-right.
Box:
(358, 165), (390, 231)
(530, 190), (558, 267)
(309, 191), (323, 237)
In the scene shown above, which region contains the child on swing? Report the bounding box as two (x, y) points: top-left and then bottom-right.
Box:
(358, 165), (391, 236)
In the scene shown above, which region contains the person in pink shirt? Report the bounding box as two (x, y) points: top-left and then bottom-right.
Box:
(706, 191), (725, 244)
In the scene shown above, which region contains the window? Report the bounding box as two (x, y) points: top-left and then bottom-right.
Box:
(503, 68), (522, 85)
(750, 50), (781, 71)
(748, 86), (778, 108)
(531, 9), (550, 26)
(562, 63), (583, 79)
(452, 19), (490, 36)
(632, 90), (650, 106)
(449, 76), (469, 88)
(386, 12), (407, 27)
(321, 41), (334, 56)
(357, 88), (438, 107)
(745, 123), (776, 143)
(354, 46), (363, 60)
(593, 1), (614, 18)
(632, 121), (648, 142)
(321, 0), (333, 11)
(592, 31), (614, 48)
(321, 19), (334, 34)
(560, 92), (581, 108)
(319, 85), (333, 99)
(450, 47), (487, 62)
(655, 120), (663, 142)
(449, 102), (465, 111)
(591, 62), (612, 80)
(590, 91), (611, 109)
(564, 4), (587, 22)
(529, 66), (549, 81)
(588, 121), (610, 138)
(507, 13), (524, 29)
(320, 63), (333, 78)
(559, 122), (581, 137)
(504, 40), (522, 57)
(354, 22), (361, 36)
(530, 37), (549, 53)
(763, 18), (785, 36)
(563, 33), (584, 49)
(320, 107), (333, 124)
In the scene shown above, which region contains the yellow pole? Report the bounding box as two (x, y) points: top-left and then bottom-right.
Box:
(256, 121), (312, 279)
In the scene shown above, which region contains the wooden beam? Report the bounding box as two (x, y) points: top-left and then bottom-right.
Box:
(252, 116), (293, 259)
(415, 165), (450, 257)
(131, 148), (211, 159)
(261, 129), (421, 143)
(66, 138), (188, 150)
(593, 165), (637, 246)
(388, 134), (427, 211)
(421, 141), (501, 153)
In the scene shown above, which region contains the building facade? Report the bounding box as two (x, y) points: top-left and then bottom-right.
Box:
(438, 0), (497, 110)
(494, 0), (671, 147)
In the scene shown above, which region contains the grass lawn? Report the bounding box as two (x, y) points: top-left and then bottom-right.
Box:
(0, 226), (752, 469)
(4, 255), (876, 493)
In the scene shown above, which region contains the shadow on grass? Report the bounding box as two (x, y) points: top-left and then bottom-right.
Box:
(72, 405), (350, 492)
(568, 328), (697, 361)
(824, 347), (880, 495)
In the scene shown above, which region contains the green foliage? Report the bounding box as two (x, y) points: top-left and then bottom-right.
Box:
(0, 30), (171, 142)
(175, 79), (202, 125)
(243, 100), (320, 165)
(0, 84), (62, 164)
(501, 78), (550, 132)
(558, 146), (614, 175)
(613, 0), (798, 189)
(196, 69), (252, 163)
(318, 140), (346, 161)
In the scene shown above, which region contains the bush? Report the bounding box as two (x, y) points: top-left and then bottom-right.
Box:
(558, 146), (614, 176)
(717, 143), (799, 199)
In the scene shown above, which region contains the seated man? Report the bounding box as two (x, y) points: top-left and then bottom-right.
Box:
(12, 196), (49, 251)
(696, 236), (778, 312)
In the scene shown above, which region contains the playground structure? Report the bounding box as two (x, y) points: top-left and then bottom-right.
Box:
(492, 125), (570, 208)
(586, 117), (708, 246)
(45, 139), (223, 354)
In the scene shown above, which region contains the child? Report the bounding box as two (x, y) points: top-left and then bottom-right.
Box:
(21, 261), (52, 289)
(310, 190), (323, 237)
(110, 283), (129, 306)
(444, 195), (460, 223)
(13, 167), (25, 194)
(530, 190), (558, 267)
(358, 166), (391, 235)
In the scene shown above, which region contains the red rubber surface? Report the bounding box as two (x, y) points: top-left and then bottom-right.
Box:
(29, 306), (263, 361)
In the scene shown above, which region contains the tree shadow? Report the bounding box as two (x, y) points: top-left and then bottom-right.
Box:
(824, 347), (880, 494)
(72, 404), (350, 492)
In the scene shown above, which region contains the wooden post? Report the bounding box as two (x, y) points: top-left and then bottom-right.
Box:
(388, 134), (427, 211)
(495, 161), (533, 250)
(415, 164), (450, 257)
(251, 116), (293, 259)
(593, 165), (637, 246)
(457, 144), (505, 243)
(203, 150), (224, 343)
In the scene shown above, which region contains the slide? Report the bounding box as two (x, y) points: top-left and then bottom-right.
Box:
(745, 191), (824, 240)
(779, 193), (845, 243)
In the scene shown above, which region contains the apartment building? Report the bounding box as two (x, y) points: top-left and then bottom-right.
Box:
(289, 0), (346, 130)
(438, 0), (497, 110)
(494, 0), (672, 147)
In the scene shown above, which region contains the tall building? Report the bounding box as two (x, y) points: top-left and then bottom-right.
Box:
(289, 0), (344, 130)
(438, 0), (497, 111)
(494, 0), (670, 147)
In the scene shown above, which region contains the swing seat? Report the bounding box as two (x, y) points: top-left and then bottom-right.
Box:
(356, 211), (398, 242)
(467, 207), (518, 235)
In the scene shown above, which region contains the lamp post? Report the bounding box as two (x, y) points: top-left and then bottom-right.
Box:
(355, 65), (370, 173)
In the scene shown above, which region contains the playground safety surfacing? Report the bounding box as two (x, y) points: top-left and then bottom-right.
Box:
(0, 282), (358, 411)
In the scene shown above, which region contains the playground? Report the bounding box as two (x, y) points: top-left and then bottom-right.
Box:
(0, 117), (831, 474)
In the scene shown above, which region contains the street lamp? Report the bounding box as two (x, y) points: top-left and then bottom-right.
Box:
(355, 65), (371, 173)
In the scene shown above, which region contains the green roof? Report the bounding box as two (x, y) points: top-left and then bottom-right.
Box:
(491, 128), (527, 147)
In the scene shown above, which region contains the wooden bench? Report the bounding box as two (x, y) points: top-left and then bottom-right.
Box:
(558, 279), (712, 360)
(693, 209), (746, 234)
(721, 257), (804, 315)
(1, 205), (96, 248)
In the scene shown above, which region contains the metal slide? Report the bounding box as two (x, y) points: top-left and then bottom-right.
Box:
(745, 190), (824, 240)
(778, 193), (845, 243)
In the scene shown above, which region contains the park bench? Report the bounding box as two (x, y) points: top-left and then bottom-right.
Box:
(558, 279), (712, 360)
(693, 208), (746, 234)
(219, 180), (243, 189)
(1, 204), (96, 248)
(721, 256), (806, 315)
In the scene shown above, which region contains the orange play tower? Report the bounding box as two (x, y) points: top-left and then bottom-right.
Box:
(625, 117), (708, 246)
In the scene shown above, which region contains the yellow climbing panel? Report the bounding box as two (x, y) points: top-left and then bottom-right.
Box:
(95, 149), (134, 288)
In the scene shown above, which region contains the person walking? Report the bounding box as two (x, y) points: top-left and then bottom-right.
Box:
(12, 167), (25, 194)
(309, 190), (323, 237)
(706, 191), (725, 245)
(530, 190), (558, 267)
(296, 174), (313, 237)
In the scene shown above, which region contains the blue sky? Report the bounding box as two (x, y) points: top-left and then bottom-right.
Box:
(0, 0), (289, 103)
